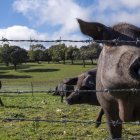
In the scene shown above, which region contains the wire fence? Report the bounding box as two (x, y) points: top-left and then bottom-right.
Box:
(0, 117), (140, 126)
(0, 85), (140, 126)
(0, 89), (140, 94)
(0, 81), (139, 130)
(0, 38), (140, 139)
(0, 37), (140, 45)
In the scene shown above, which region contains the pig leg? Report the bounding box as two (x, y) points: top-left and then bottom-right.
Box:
(61, 96), (63, 103)
(105, 105), (122, 139)
(61, 91), (67, 103)
(95, 108), (104, 128)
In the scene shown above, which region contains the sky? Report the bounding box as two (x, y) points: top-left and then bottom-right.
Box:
(0, 0), (140, 49)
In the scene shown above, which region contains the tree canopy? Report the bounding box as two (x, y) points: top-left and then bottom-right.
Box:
(0, 44), (28, 70)
(0, 42), (102, 68)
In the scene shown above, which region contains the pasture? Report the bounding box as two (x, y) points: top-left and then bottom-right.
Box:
(0, 62), (139, 140)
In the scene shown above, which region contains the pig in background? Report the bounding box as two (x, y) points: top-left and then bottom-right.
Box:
(67, 69), (104, 128)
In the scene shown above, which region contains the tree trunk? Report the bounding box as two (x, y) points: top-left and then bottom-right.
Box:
(82, 59), (85, 67)
(71, 59), (74, 65)
(91, 59), (94, 65)
(14, 64), (17, 71)
(6, 62), (9, 66)
(0, 81), (2, 89)
(63, 59), (65, 64)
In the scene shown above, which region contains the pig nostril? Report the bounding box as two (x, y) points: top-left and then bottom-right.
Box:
(129, 57), (140, 80)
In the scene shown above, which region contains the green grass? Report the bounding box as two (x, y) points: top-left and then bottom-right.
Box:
(0, 62), (139, 140)
(0, 62), (95, 90)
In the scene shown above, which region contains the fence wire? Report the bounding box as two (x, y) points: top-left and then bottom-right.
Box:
(0, 37), (140, 45)
(0, 37), (140, 133)
(0, 117), (140, 126)
(0, 88), (140, 94)
(0, 87), (140, 126)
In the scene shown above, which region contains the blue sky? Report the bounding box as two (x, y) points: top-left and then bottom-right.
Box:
(0, 0), (140, 48)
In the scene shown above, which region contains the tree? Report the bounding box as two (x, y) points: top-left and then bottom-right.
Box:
(49, 44), (67, 64)
(1, 44), (11, 66)
(58, 44), (67, 64)
(10, 46), (28, 70)
(79, 43), (102, 66)
(0, 45), (28, 70)
(43, 49), (52, 63)
(66, 46), (79, 64)
(28, 44), (45, 63)
(86, 43), (102, 64)
(80, 46), (89, 67)
(49, 45), (61, 63)
(33, 50), (44, 64)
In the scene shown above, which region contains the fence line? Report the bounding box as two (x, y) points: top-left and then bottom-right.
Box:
(0, 37), (140, 45)
(0, 88), (140, 94)
(0, 87), (140, 126)
(0, 117), (140, 126)
(0, 38), (140, 128)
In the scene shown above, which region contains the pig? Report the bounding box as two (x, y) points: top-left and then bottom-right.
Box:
(54, 77), (78, 102)
(67, 69), (104, 128)
(77, 18), (140, 139)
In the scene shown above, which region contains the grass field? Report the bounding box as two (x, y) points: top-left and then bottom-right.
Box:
(0, 61), (96, 90)
(0, 62), (139, 140)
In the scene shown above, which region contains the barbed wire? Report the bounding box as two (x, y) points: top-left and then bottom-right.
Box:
(0, 37), (140, 128)
(0, 88), (140, 126)
(0, 88), (140, 94)
(0, 37), (140, 45)
(0, 117), (140, 126)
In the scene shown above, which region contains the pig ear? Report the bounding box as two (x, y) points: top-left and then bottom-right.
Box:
(77, 18), (112, 40)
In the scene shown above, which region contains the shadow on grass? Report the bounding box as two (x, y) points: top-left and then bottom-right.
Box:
(18, 64), (44, 68)
(0, 64), (44, 71)
(0, 66), (15, 70)
(0, 75), (32, 79)
(64, 62), (97, 66)
(22, 68), (60, 72)
(0, 65), (30, 70)
(24, 64), (44, 67)
(0, 71), (8, 74)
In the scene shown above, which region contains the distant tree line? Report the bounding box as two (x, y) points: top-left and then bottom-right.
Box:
(0, 43), (102, 70)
